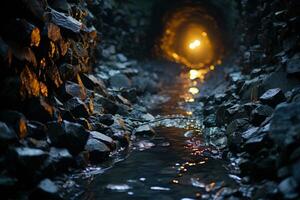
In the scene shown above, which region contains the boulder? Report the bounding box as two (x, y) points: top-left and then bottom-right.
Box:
(250, 105), (274, 126)
(44, 147), (74, 174)
(259, 88), (286, 107)
(65, 97), (90, 118)
(47, 121), (89, 155)
(89, 131), (115, 149)
(270, 102), (300, 147)
(9, 147), (48, 182)
(203, 114), (217, 127)
(84, 138), (110, 163)
(243, 132), (269, 153)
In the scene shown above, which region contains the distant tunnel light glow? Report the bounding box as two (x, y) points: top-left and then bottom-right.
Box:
(189, 39), (201, 49)
(188, 87), (199, 95)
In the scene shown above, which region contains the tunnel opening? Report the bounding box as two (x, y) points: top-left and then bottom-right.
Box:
(150, 0), (238, 71)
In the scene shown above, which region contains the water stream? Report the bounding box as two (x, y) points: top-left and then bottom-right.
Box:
(65, 63), (239, 200)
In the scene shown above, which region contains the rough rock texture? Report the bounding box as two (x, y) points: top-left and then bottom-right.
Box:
(0, 1), (155, 198)
(199, 0), (300, 199)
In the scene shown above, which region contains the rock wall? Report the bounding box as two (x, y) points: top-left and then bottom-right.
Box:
(201, 0), (300, 198)
(0, 1), (156, 198)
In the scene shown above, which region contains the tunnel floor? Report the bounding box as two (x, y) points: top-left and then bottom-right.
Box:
(62, 61), (242, 200)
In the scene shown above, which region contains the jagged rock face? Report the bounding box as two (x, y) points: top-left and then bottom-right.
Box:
(270, 102), (300, 148)
(47, 120), (90, 155)
(0, 0), (98, 110)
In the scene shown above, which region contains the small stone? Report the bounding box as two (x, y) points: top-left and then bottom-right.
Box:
(80, 74), (106, 91)
(277, 167), (290, 179)
(27, 121), (47, 140)
(141, 113), (155, 121)
(65, 97), (90, 118)
(134, 125), (155, 136)
(45, 147), (74, 173)
(112, 130), (130, 147)
(85, 138), (110, 163)
(64, 81), (86, 100)
(0, 122), (17, 146)
(76, 118), (92, 130)
(14, 147), (48, 160)
(97, 114), (114, 126)
(242, 127), (259, 140)
(94, 94), (119, 114)
(0, 110), (27, 139)
(250, 105), (274, 126)
(0, 175), (17, 191)
(226, 118), (250, 135)
(259, 88), (286, 107)
(131, 76), (158, 94)
(203, 106), (215, 116)
(30, 179), (62, 200)
(106, 183), (131, 192)
(212, 136), (227, 149)
(243, 133), (266, 153)
(109, 73), (131, 89)
(116, 53), (128, 62)
(121, 88), (137, 103)
(278, 177), (299, 199)
(89, 131), (114, 149)
(203, 114), (216, 127)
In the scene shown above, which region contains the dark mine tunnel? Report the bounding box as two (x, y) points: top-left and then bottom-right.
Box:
(151, 0), (233, 68)
(0, 0), (300, 200)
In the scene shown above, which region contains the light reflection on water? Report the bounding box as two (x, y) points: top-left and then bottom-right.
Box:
(63, 68), (238, 200)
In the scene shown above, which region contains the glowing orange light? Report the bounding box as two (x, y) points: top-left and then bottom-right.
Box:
(202, 32), (207, 37)
(189, 69), (209, 81)
(186, 111), (193, 115)
(172, 53), (179, 60)
(185, 98), (195, 102)
(189, 87), (199, 95)
(189, 39), (201, 49)
(189, 69), (200, 80)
